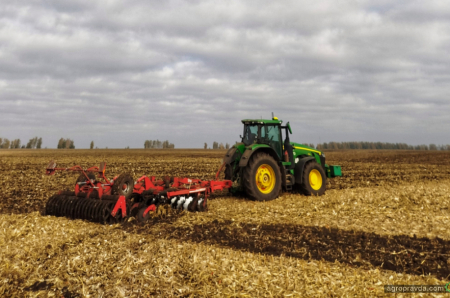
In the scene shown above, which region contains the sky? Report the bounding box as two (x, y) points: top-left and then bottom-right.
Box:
(0, 0), (449, 148)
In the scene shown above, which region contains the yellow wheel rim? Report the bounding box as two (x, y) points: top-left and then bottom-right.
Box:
(309, 169), (323, 190)
(255, 164), (276, 194)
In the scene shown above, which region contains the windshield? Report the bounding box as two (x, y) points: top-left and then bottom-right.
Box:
(242, 124), (258, 146)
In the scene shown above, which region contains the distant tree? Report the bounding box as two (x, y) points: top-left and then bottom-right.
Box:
(2, 139), (10, 149)
(57, 138), (65, 149)
(90, 141), (94, 149)
(225, 143), (230, 149)
(204, 143), (207, 149)
(219, 143), (225, 150)
(57, 138), (75, 149)
(26, 137), (39, 149)
(429, 144), (437, 150)
(213, 141), (218, 149)
(10, 139), (21, 149)
(36, 138), (42, 149)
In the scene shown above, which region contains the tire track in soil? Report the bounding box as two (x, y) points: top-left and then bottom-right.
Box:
(130, 220), (450, 280)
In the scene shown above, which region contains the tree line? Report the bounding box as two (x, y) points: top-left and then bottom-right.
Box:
(0, 137), (43, 149)
(204, 142), (230, 149)
(316, 142), (450, 150)
(144, 140), (175, 149)
(201, 141), (450, 151)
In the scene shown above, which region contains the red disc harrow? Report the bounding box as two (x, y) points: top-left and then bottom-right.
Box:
(44, 160), (232, 223)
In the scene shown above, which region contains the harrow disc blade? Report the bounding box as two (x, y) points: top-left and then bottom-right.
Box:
(166, 196), (207, 212)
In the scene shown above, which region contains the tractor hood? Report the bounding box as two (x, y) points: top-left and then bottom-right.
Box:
(291, 142), (323, 155)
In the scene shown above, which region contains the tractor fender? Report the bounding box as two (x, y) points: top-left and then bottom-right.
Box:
(223, 147), (238, 164)
(238, 149), (254, 167)
(294, 156), (315, 184)
(239, 147), (280, 167)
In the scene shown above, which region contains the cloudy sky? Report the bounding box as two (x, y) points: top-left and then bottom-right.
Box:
(0, 0), (449, 148)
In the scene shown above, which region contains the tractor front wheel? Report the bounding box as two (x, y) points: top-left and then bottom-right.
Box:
(243, 152), (281, 201)
(300, 162), (326, 196)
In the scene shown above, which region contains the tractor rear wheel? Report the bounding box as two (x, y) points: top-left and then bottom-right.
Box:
(299, 161), (326, 196)
(225, 163), (243, 195)
(112, 173), (134, 200)
(243, 152), (281, 201)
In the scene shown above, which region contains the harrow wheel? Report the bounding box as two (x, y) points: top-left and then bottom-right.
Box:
(137, 207), (151, 223)
(76, 172), (96, 184)
(112, 173), (134, 200)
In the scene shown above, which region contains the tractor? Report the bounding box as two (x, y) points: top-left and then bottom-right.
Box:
(222, 116), (342, 201)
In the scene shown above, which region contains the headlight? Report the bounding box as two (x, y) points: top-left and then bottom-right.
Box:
(322, 153), (326, 158)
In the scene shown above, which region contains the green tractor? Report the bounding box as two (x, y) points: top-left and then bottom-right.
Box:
(223, 116), (342, 201)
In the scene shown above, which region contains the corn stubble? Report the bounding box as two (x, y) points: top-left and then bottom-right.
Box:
(1, 149), (450, 297)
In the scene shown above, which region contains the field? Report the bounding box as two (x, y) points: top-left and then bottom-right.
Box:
(1, 149), (450, 297)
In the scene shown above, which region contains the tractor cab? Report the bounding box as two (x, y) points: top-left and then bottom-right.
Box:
(241, 117), (293, 164)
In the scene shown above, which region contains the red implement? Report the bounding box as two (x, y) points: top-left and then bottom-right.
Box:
(44, 160), (232, 223)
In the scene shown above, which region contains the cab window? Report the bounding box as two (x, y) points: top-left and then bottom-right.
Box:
(242, 124), (259, 146)
(261, 125), (282, 157)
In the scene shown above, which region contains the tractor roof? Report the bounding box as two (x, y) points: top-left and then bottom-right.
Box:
(241, 119), (282, 125)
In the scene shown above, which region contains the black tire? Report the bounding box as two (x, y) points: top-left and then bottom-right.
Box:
(243, 152), (281, 201)
(299, 161), (326, 196)
(137, 207), (150, 223)
(89, 190), (99, 199)
(75, 172), (96, 184)
(112, 173), (134, 200)
(225, 163), (244, 195)
(224, 164), (234, 180)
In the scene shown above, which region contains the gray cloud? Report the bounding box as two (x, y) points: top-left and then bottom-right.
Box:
(0, 0), (449, 148)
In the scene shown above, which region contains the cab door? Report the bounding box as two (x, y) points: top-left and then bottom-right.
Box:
(261, 125), (282, 158)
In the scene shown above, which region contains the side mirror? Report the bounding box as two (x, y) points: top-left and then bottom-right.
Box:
(287, 122), (292, 134)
